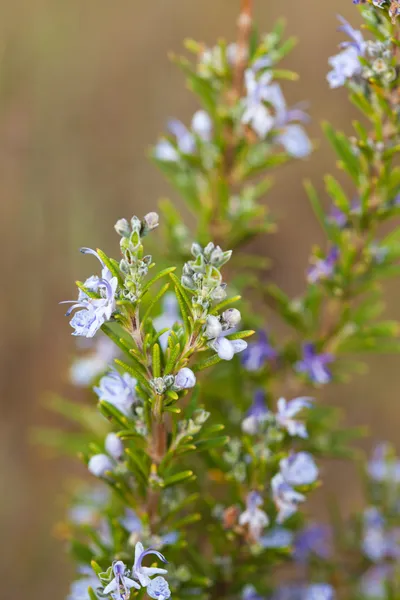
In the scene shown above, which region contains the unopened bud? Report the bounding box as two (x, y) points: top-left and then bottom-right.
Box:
(114, 218), (131, 237)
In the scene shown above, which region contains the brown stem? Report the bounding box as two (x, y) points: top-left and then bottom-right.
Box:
(233, 0), (253, 98)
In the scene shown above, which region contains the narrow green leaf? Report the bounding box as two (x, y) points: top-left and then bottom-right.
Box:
(152, 343), (161, 378)
(304, 180), (330, 234)
(96, 248), (124, 286)
(141, 282), (171, 329)
(101, 324), (133, 360)
(192, 354), (222, 372)
(141, 267), (177, 295)
(225, 330), (254, 341)
(169, 272), (193, 314)
(195, 436), (230, 451)
(164, 344), (182, 375)
(163, 470), (195, 487)
(115, 359), (151, 392)
(210, 295), (242, 315)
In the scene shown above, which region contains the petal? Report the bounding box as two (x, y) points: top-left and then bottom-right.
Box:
(215, 337), (235, 361)
(231, 339), (248, 354)
(103, 579), (118, 594)
(124, 577), (141, 590)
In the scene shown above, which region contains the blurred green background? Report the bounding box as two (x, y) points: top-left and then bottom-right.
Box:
(1, 1), (400, 598)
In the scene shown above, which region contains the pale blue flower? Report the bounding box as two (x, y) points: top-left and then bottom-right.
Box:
(368, 443), (400, 483)
(295, 343), (334, 385)
(362, 508), (387, 562)
(174, 367), (196, 390)
(259, 527), (294, 549)
(307, 247), (339, 284)
(94, 370), (137, 417)
(271, 473), (305, 523)
(105, 433), (124, 460)
(241, 331), (278, 371)
(239, 491), (269, 541)
(294, 524), (332, 563)
(242, 585), (264, 600)
(67, 570), (100, 600)
(327, 17), (365, 88)
(303, 584), (335, 600)
(276, 397), (313, 439)
(132, 542), (168, 587)
(147, 576), (171, 600)
(192, 110), (213, 142)
(62, 249), (118, 338)
(70, 336), (118, 386)
(280, 452), (319, 486)
(360, 565), (392, 599)
(153, 293), (180, 350)
(154, 140), (179, 162)
(88, 454), (114, 478)
(242, 69), (275, 137)
(205, 315), (248, 360)
(242, 390), (269, 435)
(103, 561), (140, 599)
(120, 509), (142, 534)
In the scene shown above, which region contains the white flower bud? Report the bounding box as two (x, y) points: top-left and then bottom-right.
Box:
(143, 212), (159, 232)
(174, 367), (196, 390)
(88, 454), (113, 478)
(114, 218), (131, 237)
(105, 433), (124, 460)
(205, 315), (222, 339)
(191, 110), (213, 142)
(222, 308), (241, 328)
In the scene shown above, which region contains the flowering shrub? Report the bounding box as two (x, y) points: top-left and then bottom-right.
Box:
(43, 1), (400, 599)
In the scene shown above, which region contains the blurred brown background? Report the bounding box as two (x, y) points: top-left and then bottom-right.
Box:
(1, 1), (399, 598)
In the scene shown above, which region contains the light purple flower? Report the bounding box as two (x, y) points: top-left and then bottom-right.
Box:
(174, 367), (196, 390)
(307, 247), (339, 284)
(362, 507), (400, 562)
(276, 397), (313, 439)
(103, 561), (140, 599)
(94, 369), (137, 417)
(238, 491), (270, 541)
(328, 206), (347, 228)
(327, 16), (365, 88)
(167, 119), (196, 154)
(279, 452), (319, 486)
(132, 542), (168, 587)
(88, 454), (114, 478)
(147, 576), (171, 600)
(368, 443), (400, 483)
(242, 390), (269, 435)
(153, 293), (180, 350)
(294, 524), (332, 563)
(241, 331), (278, 371)
(362, 508), (387, 562)
(271, 473), (305, 523)
(295, 343), (334, 385)
(105, 433), (124, 460)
